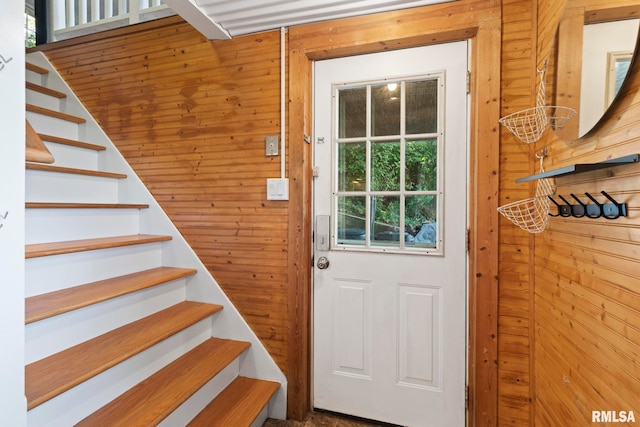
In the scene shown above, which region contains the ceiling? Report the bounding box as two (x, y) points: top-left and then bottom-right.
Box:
(163, 0), (455, 40)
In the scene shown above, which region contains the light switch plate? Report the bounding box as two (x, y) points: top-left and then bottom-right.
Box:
(267, 178), (289, 200)
(266, 135), (279, 156)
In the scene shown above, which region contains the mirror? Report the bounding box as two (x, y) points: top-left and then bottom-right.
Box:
(550, 1), (640, 141)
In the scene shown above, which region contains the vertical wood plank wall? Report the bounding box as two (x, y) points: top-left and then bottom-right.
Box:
(41, 18), (292, 373)
(498, 0), (537, 425)
(534, 0), (640, 424)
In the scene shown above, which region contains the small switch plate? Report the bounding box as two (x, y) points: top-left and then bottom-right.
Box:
(266, 135), (279, 156)
(267, 178), (289, 200)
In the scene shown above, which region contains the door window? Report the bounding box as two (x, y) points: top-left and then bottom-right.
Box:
(334, 75), (443, 253)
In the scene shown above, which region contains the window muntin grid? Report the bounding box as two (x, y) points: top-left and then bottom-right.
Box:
(333, 74), (444, 254)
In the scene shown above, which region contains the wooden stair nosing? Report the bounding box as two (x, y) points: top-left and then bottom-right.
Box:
(26, 202), (149, 209)
(187, 376), (280, 427)
(26, 62), (49, 75)
(26, 104), (86, 124)
(25, 301), (224, 410)
(38, 133), (106, 151)
(26, 162), (127, 179)
(25, 234), (172, 259)
(76, 338), (251, 426)
(26, 81), (67, 99)
(25, 267), (198, 324)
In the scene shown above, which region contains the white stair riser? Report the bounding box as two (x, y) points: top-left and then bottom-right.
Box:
(26, 279), (188, 363)
(27, 111), (80, 140)
(26, 319), (215, 427)
(26, 89), (63, 111)
(26, 244), (165, 297)
(25, 208), (142, 244)
(159, 358), (240, 427)
(45, 142), (100, 171)
(26, 170), (120, 204)
(26, 69), (46, 86)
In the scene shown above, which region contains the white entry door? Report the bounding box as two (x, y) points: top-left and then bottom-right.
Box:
(313, 42), (468, 427)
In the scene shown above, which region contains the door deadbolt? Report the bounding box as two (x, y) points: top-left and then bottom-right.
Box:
(316, 256), (330, 270)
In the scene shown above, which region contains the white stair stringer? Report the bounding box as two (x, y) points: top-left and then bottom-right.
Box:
(25, 50), (287, 425)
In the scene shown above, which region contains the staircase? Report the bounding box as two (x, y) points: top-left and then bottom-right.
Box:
(24, 51), (286, 426)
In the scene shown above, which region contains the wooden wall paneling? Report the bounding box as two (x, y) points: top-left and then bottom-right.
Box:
(533, 0), (640, 423)
(534, 269), (640, 420)
(536, 0), (567, 68)
(499, 0), (539, 425)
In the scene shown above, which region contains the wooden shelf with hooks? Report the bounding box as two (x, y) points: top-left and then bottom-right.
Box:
(515, 154), (639, 183)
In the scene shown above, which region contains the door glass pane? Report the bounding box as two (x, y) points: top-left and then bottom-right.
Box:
(337, 196), (366, 246)
(406, 80), (438, 135)
(371, 196), (401, 247)
(405, 196), (438, 248)
(333, 75), (443, 253)
(371, 141), (400, 191)
(372, 83), (400, 136)
(338, 87), (367, 138)
(405, 139), (437, 191)
(338, 142), (366, 191)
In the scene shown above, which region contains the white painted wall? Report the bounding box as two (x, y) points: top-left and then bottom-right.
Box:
(580, 19), (639, 135)
(0, 0), (27, 425)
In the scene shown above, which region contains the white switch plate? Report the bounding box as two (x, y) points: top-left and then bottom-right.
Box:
(266, 135), (279, 156)
(267, 178), (289, 200)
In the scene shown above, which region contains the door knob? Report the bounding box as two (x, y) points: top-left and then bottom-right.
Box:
(316, 256), (330, 269)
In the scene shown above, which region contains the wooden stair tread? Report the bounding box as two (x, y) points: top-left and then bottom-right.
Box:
(188, 376), (280, 427)
(38, 133), (106, 151)
(26, 301), (223, 410)
(26, 234), (172, 259)
(26, 267), (197, 324)
(26, 202), (149, 209)
(76, 338), (250, 427)
(26, 162), (127, 179)
(26, 81), (67, 99)
(26, 120), (55, 164)
(26, 104), (86, 124)
(26, 62), (48, 74)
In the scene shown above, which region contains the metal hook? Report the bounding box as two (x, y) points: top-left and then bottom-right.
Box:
(600, 191), (626, 220)
(569, 193), (587, 218)
(535, 147), (548, 172)
(557, 195), (574, 217)
(584, 192), (603, 219)
(547, 196), (562, 217)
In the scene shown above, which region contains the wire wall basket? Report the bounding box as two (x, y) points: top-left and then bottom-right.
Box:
(498, 106), (548, 144)
(498, 154), (556, 233)
(499, 67), (576, 144)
